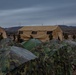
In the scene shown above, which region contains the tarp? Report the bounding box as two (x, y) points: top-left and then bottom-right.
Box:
(22, 39), (42, 50)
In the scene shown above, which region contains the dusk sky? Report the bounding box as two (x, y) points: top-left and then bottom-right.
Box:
(0, 0), (76, 27)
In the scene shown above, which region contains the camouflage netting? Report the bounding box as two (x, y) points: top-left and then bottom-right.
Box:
(0, 38), (37, 75)
(22, 39), (76, 75)
(0, 38), (24, 48)
(0, 38), (76, 75)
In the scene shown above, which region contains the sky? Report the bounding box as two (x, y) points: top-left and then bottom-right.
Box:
(0, 0), (76, 27)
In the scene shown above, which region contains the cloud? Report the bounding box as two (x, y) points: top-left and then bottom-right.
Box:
(0, 0), (76, 27)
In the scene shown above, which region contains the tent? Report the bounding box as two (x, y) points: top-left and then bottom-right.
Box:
(22, 39), (42, 50)
(0, 27), (7, 39)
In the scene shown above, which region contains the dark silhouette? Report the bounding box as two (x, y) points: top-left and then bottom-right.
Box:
(49, 34), (53, 40)
(58, 36), (60, 41)
(0, 33), (3, 41)
(64, 33), (68, 39)
(30, 35), (33, 39)
(17, 33), (21, 42)
(72, 35), (76, 40)
(17, 33), (24, 43)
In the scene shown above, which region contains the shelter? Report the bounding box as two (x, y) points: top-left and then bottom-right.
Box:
(0, 27), (7, 38)
(19, 25), (76, 42)
(18, 25), (63, 42)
